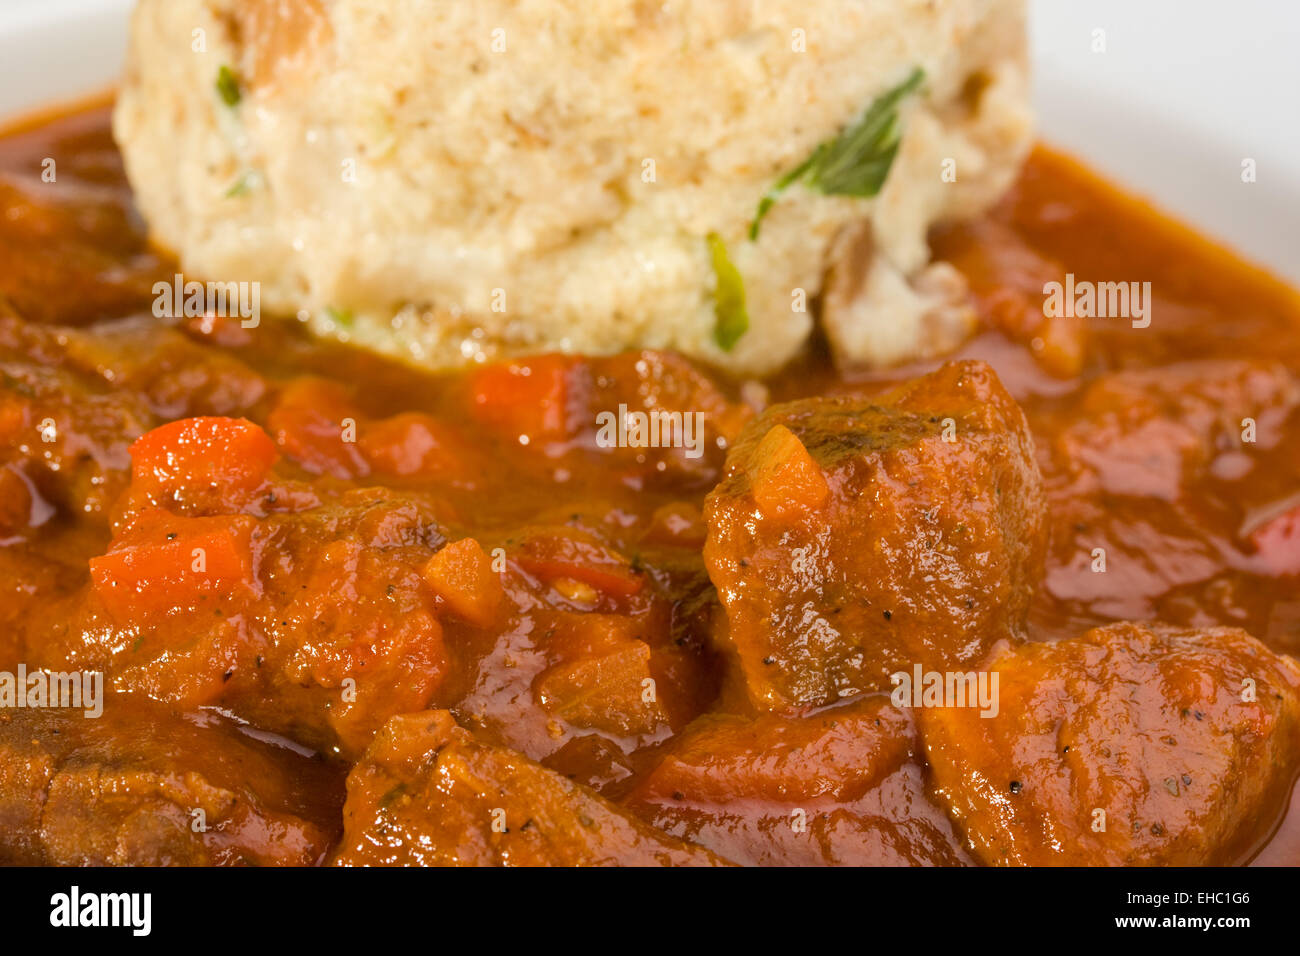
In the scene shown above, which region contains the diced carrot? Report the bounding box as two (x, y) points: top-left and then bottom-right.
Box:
(747, 424), (829, 519)
(267, 378), (368, 479)
(0, 397), (28, 448)
(1034, 310), (1086, 379)
(514, 532), (644, 598)
(361, 412), (475, 484)
(1248, 503), (1300, 576)
(467, 355), (571, 441)
(129, 416), (278, 512)
(89, 511), (259, 624)
(545, 613), (642, 662)
(535, 639), (667, 737)
(422, 538), (505, 629)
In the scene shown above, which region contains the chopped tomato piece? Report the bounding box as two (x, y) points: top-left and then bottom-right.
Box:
(1247, 503), (1300, 576)
(747, 424), (829, 519)
(467, 355), (571, 441)
(422, 538), (505, 628)
(514, 532), (644, 598)
(267, 378), (368, 479)
(361, 412), (475, 484)
(129, 416), (278, 513)
(89, 512), (260, 624)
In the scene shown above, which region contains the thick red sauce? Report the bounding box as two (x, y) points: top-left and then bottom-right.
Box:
(1, 101), (1298, 865)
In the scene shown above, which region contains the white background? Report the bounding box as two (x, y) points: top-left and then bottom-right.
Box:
(1, 0), (1297, 278)
(1029, 0), (1300, 279)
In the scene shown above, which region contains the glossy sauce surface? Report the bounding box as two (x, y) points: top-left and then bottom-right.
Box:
(1, 102), (1298, 865)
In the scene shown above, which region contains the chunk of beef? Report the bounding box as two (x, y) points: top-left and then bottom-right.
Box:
(20, 416), (452, 758)
(623, 696), (972, 866)
(920, 621), (1300, 865)
(0, 312), (268, 529)
(1044, 360), (1300, 619)
(32, 486), (452, 759)
(0, 173), (164, 326)
(1053, 360), (1298, 502)
(574, 350), (753, 488)
(331, 711), (728, 866)
(463, 350), (752, 493)
(0, 355), (151, 523)
(29, 418), (717, 763)
(0, 698), (342, 866)
(704, 360), (1045, 710)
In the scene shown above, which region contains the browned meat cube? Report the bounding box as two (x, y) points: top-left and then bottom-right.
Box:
(921, 621), (1300, 865)
(0, 311), (268, 529)
(623, 696), (972, 866)
(574, 350), (754, 489)
(1054, 360), (1298, 502)
(0, 698), (343, 866)
(704, 360), (1046, 711)
(331, 710), (729, 866)
(28, 486), (454, 760)
(1043, 360), (1300, 621)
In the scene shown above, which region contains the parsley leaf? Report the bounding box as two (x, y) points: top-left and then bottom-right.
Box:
(749, 67), (924, 240)
(707, 232), (748, 351)
(224, 172), (253, 198)
(216, 65), (242, 107)
(324, 306), (355, 327)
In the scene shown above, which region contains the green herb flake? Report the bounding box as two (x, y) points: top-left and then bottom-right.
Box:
(216, 65), (242, 107)
(224, 172), (252, 198)
(749, 67), (924, 240)
(707, 231), (748, 351)
(324, 306), (355, 328)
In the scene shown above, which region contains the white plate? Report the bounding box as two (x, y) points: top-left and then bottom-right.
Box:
(1031, 0), (1300, 282)
(0, 0), (132, 118)
(1, 0), (1297, 280)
